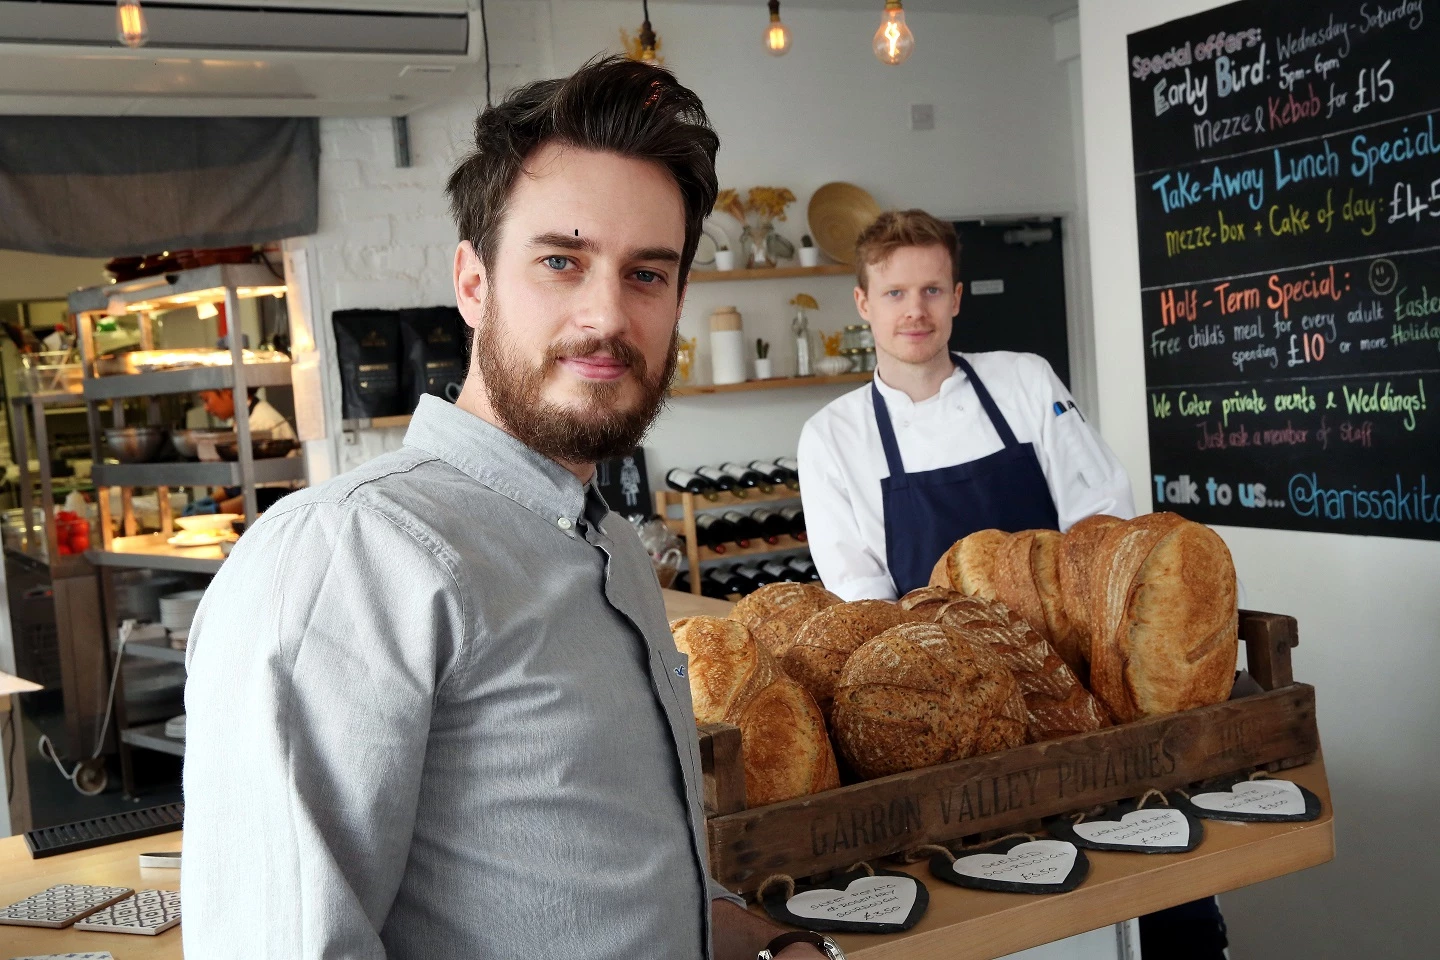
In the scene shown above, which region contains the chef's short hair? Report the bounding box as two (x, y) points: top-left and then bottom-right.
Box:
(854, 210), (960, 291)
(446, 56), (719, 287)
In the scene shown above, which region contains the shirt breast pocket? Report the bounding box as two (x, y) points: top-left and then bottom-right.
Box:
(656, 649), (702, 780)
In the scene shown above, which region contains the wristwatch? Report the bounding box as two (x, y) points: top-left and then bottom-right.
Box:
(757, 930), (847, 959)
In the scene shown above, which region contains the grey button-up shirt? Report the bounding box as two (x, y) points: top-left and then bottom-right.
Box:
(183, 395), (737, 959)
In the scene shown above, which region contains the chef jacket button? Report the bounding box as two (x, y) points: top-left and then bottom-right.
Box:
(557, 516), (574, 531)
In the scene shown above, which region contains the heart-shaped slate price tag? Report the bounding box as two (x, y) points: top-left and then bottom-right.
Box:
(929, 838), (1088, 894)
(1183, 778), (1322, 822)
(762, 868), (928, 934)
(1050, 799), (1203, 854)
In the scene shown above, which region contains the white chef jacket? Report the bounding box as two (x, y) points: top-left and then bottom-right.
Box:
(247, 398), (297, 442)
(798, 351), (1136, 601)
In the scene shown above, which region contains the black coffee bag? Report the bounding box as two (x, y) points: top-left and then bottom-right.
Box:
(333, 309), (403, 419)
(399, 306), (468, 408)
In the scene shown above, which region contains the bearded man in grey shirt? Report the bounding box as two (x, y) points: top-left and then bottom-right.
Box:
(182, 58), (829, 960)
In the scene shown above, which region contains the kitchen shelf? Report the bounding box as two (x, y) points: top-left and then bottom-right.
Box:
(694, 537), (809, 563)
(87, 534), (226, 574)
(688, 264), (853, 282)
(118, 641), (186, 665)
(341, 414), (414, 431)
(119, 722), (185, 758)
(671, 372), (868, 396)
(67, 263), (283, 314)
(657, 486), (799, 510)
(92, 457), (306, 488)
(81, 360), (293, 401)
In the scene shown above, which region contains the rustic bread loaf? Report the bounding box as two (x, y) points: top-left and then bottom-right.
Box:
(936, 599), (1109, 741)
(1088, 514), (1238, 722)
(929, 528), (1009, 598)
(780, 600), (924, 722)
(1057, 514), (1125, 675)
(729, 581), (842, 661)
(989, 528), (1084, 675)
(831, 621), (1028, 779)
(897, 585), (963, 619)
(671, 615), (840, 807)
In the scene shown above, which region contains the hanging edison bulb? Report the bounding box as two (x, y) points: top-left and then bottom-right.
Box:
(764, 0), (792, 56)
(873, 0), (914, 65)
(116, 0), (148, 48)
(638, 0), (658, 62)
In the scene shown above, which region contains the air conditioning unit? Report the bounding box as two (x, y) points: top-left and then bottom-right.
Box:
(0, 0), (485, 117)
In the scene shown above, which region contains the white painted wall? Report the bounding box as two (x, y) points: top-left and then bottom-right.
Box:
(0, 250), (108, 301)
(296, 0), (1081, 489)
(1078, 1), (1440, 956)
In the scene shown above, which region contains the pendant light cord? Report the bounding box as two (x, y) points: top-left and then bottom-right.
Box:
(480, 0), (492, 107)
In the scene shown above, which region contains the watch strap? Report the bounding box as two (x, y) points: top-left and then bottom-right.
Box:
(759, 930), (845, 959)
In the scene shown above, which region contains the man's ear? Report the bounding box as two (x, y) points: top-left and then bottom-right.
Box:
(854, 284), (871, 322)
(454, 241), (487, 328)
(952, 281), (964, 318)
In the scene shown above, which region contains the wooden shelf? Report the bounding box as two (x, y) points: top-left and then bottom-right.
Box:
(341, 414), (414, 431)
(655, 486), (799, 510)
(695, 537), (808, 563)
(688, 264), (853, 282)
(671, 372), (868, 396)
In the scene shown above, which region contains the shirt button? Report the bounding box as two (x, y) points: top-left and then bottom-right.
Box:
(557, 517), (574, 531)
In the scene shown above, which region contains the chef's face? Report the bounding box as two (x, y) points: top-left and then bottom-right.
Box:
(452, 142), (684, 464)
(855, 245), (962, 366)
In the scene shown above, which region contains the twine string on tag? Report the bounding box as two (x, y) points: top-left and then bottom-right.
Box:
(757, 874), (796, 904)
(906, 844), (958, 864)
(1247, 770), (1272, 781)
(844, 862), (876, 876)
(1135, 788), (1170, 809)
(957, 832), (1035, 850)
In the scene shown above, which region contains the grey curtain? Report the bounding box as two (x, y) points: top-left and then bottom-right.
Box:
(0, 116), (319, 256)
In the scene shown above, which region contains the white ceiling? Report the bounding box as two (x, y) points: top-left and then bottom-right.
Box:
(592, 0), (1078, 18)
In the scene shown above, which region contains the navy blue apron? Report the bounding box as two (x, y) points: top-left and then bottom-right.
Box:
(874, 355), (1059, 595)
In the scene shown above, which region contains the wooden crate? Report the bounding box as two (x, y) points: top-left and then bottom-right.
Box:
(698, 610), (1318, 894)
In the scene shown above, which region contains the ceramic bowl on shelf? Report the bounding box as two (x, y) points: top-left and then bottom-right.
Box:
(816, 355), (855, 376)
(174, 513), (243, 534)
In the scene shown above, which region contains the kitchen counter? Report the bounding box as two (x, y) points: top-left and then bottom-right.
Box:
(0, 592), (1333, 958)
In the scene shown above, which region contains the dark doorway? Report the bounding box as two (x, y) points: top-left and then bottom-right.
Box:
(949, 217), (1070, 388)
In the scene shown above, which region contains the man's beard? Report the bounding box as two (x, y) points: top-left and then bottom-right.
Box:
(474, 293), (677, 464)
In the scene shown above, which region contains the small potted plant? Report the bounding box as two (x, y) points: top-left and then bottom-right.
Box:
(714, 240), (735, 271)
(798, 234), (820, 267)
(754, 338), (773, 380)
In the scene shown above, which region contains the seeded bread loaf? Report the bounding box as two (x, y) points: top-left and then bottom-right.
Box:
(729, 581), (842, 661)
(780, 600), (924, 722)
(671, 615), (840, 807)
(831, 621), (1028, 779)
(897, 585), (963, 619)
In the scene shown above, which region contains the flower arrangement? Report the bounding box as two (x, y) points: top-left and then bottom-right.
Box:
(715, 187), (797, 267)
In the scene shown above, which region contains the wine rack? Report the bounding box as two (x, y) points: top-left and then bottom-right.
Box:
(653, 486), (804, 595)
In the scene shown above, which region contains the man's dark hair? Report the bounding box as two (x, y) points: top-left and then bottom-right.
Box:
(446, 56), (720, 285)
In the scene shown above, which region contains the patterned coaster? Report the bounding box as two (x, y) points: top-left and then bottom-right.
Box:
(0, 884), (133, 929)
(74, 888), (181, 936)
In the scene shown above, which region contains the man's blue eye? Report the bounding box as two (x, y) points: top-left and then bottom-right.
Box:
(635, 270), (660, 284)
(544, 256), (570, 270)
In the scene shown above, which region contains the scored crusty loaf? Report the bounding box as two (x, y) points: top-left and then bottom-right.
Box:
(1088, 514), (1239, 723)
(831, 621), (1028, 779)
(729, 581), (842, 661)
(935, 598), (1109, 740)
(780, 600), (924, 722)
(930, 528), (1009, 598)
(898, 585), (963, 619)
(671, 616), (840, 807)
(990, 529), (1083, 675)
(1057, 514), (1125, 676)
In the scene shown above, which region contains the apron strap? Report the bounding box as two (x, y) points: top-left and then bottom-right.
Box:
(869, 382), (907, 478)
(954, 354), (1020, 448)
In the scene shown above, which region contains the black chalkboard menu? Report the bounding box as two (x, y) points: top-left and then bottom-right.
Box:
(1128, 0), (1439, 540)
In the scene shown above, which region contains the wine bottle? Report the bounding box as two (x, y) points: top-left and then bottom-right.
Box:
(761, 559), (801, 583)
(666, 468), (718, 499)
(703, 568), (745, 599)
(731, 563), (779, 590)
(720, 462), (773, 492)
(672, 571), (692, 593)
(694, 514), (737, 552)
(779, 506), (806, 541)
(719, 510), (756, 547)
(696, 465), (740, 494)
(749, 459), (799, 488)
(749, 507), (787, 544)
(776, 456), (800, 475)
(786, 556), (822, 582)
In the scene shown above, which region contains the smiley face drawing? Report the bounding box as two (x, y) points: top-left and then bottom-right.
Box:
(1368, 258), (1398, 296)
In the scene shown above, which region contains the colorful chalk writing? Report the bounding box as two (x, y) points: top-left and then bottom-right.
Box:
(1129, 0), (1440, 540)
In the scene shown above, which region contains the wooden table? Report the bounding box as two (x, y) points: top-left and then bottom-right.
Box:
(0, 594), (1333, 958)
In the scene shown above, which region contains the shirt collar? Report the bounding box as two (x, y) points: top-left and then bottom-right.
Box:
(872, 357), (967, 412)
(403, 395), (598, 528)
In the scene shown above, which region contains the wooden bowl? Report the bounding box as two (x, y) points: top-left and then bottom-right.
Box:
(807, 182), (881, 265)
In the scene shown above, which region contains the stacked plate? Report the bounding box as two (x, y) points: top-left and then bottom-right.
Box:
(165, 714), (186, 740)
(159, 590), (205, 635)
